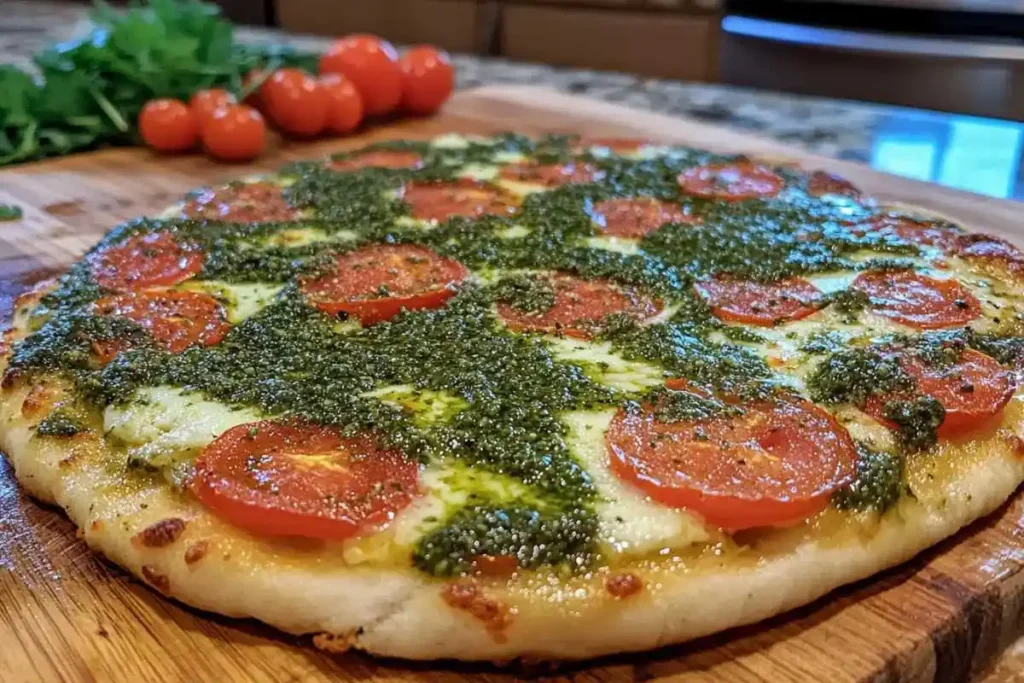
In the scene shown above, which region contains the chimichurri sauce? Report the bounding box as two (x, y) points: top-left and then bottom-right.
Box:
(9, 134), (1021, 576)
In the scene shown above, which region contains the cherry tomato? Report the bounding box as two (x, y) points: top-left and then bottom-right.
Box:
(201, 105), (266, 163)
(398, 45), (455, 115)
(138, 99), (198, 153)
(189, 88), (237, 131)
(262, 68), (328, 137)
(319, 73), (364, 135)
(319, 35), (402, 116)
(192, 420), (419, 540)
(607, 394), (857, 530)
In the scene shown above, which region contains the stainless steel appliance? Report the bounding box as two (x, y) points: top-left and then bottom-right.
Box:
(721, 1), (1024, 119)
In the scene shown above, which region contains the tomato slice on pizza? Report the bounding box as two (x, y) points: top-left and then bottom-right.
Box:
(192, 421), (418, 539)
(301, 244), (468, 325)
(94, 289), (230, 357)
(607, 393), (857, 530)
(588, 197), (697, 238)
(182, 182), (301, 223)
(330, 149), (423, 171)
(678, 162), (784, 201)
(402, 179), (518, 222)
(695, 275), (823, 327)
(495, 274), (662, 339)
(499, 161), (605, 187)
(851, 270), (981, 329)
(90, 232), (203, 291)
(863, 348), (1013, 438)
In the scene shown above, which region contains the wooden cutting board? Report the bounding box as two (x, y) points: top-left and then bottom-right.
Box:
(1, 86), (1022, 683)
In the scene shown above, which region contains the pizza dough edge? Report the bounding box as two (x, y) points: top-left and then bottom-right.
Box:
(2, 369), (1021, 662)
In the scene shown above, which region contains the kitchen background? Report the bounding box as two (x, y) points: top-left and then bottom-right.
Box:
(6, 0), (1024, 201)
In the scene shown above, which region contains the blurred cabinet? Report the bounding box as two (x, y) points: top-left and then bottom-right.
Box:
(274, 0), (721, 81)
(277, 0), (499, 54)
(500, 4), (719, 81)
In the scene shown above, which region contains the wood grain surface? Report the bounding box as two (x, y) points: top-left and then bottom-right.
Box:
(1, 86), (1022, 683)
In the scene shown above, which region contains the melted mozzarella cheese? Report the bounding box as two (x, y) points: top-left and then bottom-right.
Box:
(563, 409), (709, 556)
(362, 384), (467, 426)
(547, 338), (665, 392)
(104, 386), (261, 464)
(584, 235), (642, 255)
(181, 281), (282, 323)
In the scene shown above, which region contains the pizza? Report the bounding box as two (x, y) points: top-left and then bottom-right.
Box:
(2, 133), (1023, 662)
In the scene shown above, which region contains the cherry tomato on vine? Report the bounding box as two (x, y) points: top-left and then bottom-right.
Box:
(139, 99), (198, 153)
(399, 46), (455, 115)
(201, 104), (266, 162)
(320, 74), (364, 135)
(319, 35), (402, 117)
(190, 89), (237, 131)
(261, 68), (328, 137)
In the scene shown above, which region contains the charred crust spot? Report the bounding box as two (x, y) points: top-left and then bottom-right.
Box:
(184, 540), (209, 566)
(21, 382), (54, 418)
(312, 632), (356, 653)
(605, 572), (644, 599)
(441, 581), (514, 642)
(90, 520), (103, 532)
(997, 429), (1024, 458)
(1, 369), (23, 391)
(141, 565), (170, 593)
(134, 518), (187, 548)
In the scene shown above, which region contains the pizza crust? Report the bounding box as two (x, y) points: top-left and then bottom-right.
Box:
(2, 367), (1021, 661)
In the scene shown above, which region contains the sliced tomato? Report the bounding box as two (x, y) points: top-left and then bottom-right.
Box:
(90, 232), (203, 291)
(863, 348), (1013, 438)
(192, 420), (418, 540)
(588, 197), (697, 239)
(851, 270), (981, 329)
(806, 170), (861, 198)
(330, 149), (422, 172)
(860, 215), (960, 252)
(495, 274), (662, 340)
(94, 290), (230, 355)
(695, 275), (823, 327)
(402, 179), (518, 222)
(955, 233), (1024, 276)
(576, 137), (650, 154)
(182, 182), (300, 223)
(499, 161), (605, 187)
(678, 162), (784, 201)
(607, 395), (857, 530)
(301, 244), (468, 325)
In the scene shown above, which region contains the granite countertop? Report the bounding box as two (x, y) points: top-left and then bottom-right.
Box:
(1, 2), (1022, 679)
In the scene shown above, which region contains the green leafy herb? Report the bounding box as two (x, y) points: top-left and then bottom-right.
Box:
(0, 0), (318, 166)
(0, 203), (22, 220)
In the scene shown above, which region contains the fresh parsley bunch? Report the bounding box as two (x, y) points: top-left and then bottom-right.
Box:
(0, 0), (317, 166)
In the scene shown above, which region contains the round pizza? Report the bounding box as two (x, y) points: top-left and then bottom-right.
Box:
(3, 133), (1023, 662)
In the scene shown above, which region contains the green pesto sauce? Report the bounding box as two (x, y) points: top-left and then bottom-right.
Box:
(832, 443), (904, 513)
(9, 133), (1022, 576)
(412, 505), (598, 577)
(36, 409), (87, 437)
